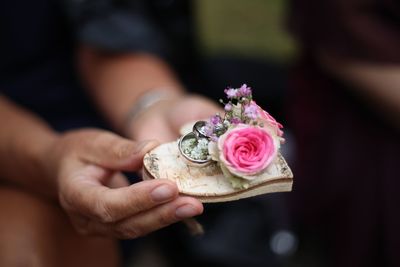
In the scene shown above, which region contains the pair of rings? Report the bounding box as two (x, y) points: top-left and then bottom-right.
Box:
(178, 121), (212, 166)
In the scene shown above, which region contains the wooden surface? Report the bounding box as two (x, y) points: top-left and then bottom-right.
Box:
(143, 140), (293, 203)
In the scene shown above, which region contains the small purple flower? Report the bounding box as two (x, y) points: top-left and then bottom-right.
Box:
(224, 88), (238, 99)
(230, 117), (242, 124)
(210, 114), (222, 125)
(224, 103), (232, 111)
(244, 103), (259, 120)
(204, 122), (214, 137)
(238, 84), (252, 98)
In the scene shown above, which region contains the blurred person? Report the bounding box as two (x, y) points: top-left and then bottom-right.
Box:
(288, 0), (400, 266)
(0, 0), (220, 266)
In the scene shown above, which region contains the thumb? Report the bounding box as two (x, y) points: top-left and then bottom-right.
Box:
(81, 131), (159, 171)
(63, 164), (179, 223)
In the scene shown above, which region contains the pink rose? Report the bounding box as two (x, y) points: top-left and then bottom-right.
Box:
(218, 124), (277, 179)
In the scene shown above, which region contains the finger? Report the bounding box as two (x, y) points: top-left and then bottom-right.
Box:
(64, 165), (179, 223)
(99, 179), (180, 223)
(68, 213), (113, 237)
(133, 115), (177, 143)
(167, 96), (222, 134)
(107, 172), (130, 188)
(112, 196), (203, 239)
(80, 131), (159, 171)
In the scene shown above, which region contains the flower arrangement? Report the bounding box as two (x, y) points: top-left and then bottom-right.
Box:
(180, 84), (284, 189)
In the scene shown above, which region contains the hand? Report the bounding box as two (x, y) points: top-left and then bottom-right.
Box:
(46, 129), (203, 239)
(129, 94), (222, 142)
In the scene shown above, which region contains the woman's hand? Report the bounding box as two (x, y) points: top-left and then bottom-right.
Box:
(128, 94), (222, 142)
(46, 129), (203, 239)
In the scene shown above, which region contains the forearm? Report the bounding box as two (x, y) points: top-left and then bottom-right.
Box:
(0, 95), (59, 197)
(78, 46), (185, 132)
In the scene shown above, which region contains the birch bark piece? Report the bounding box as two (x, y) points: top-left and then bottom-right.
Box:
(143, 140), (293, 203)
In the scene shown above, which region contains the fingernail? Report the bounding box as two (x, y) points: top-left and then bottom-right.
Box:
(134, 140), (157, 154)
(151, 185), (175, 202)
(175, 204), (199, 218)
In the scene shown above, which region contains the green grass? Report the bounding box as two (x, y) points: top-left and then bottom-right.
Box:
(195, 0), (296, 62)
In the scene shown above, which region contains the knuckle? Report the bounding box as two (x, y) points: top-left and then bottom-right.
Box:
(58, 186), (80, 213)
(111, 142), (134, 160)
(115, 225), (140, 239)
(92, 132), (134, 160)
(94, 199), (115, 223)
(126, 190), (149, 214)
(59, 182), (87, 212)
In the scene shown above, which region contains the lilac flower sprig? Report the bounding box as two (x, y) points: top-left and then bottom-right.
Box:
(223, 84), (256, 124)
(224, 84), (252, 100)
(206, 84), (267, 139)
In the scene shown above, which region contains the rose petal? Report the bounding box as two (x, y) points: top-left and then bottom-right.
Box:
(218, 124), (277, 178)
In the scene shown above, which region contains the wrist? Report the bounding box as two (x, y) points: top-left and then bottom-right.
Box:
(7, 126), (61, 199)
(33, 131), (61, 198)
(121, 89), (184, 137)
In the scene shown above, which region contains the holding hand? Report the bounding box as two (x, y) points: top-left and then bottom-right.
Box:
(47, 129), (203, 239)
(128, 94), (222, 142)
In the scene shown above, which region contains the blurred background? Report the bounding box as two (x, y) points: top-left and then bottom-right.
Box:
(197, 0), (295, 62)
(126, 1), (302, 267)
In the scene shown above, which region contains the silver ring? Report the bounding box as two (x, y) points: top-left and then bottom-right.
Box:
(192, 121), (209, 140)
(178, 132), (212, 167)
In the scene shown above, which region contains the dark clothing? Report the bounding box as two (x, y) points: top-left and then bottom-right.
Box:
(0, 0), (197, 131)
(0, 0), (91, 131)
(63, 0), (197, 64)
(288, 0), (400, 266)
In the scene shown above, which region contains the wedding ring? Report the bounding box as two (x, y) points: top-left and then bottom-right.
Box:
(178, 132), (212, 167)
(192, 121), (209, 140)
